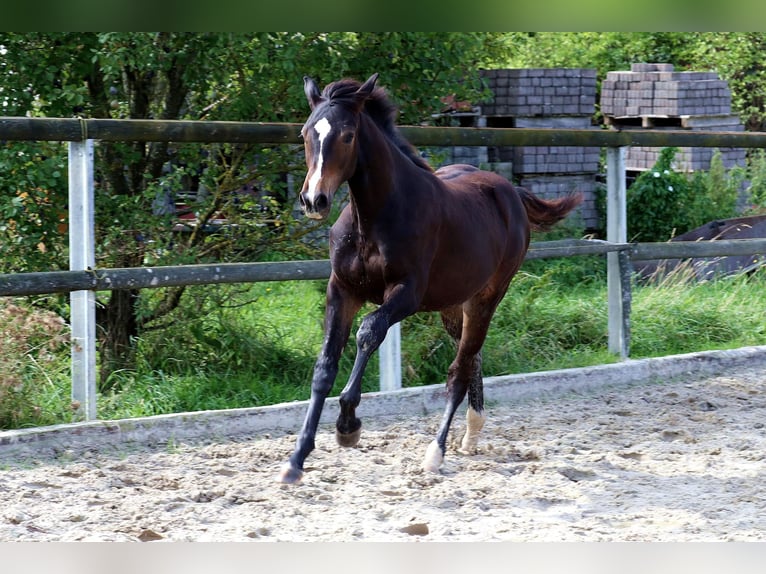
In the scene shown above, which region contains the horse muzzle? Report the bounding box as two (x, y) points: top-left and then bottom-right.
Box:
(299, 188), (332, 220)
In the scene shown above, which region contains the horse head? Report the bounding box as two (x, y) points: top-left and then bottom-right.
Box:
(298, 73), (379, 220)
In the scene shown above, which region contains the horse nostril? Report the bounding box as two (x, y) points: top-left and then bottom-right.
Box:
(314, 194), (328, 212)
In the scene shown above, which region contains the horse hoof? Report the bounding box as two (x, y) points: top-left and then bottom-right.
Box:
(276, 462), (304, 484)
(459, 407), (485, 454)
(422, 440), (444, 473)
(336, 426), (362, 448)
(459, 434), (479, 454)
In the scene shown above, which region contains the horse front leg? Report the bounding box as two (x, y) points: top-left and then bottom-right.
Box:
(277, 278), (361, 484)
(335, 284), (417, 447)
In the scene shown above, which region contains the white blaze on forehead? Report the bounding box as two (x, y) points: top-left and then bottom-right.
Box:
(306, 116), (332, 202)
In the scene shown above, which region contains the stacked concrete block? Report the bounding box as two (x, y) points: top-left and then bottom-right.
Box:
(453, 145), (488, 165)
(512, 117), (601, 175)
(482, 68), (597, 117)
(431, 144), (489, 168)
(480, 68), (601, 229)
(601, 63), (745, 173)
(601, 63), (731, 118)
(480, 69), (599, 176)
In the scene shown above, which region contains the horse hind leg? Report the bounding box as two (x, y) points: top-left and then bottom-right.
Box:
(423, 307), (487, 472)
(423, 352), (481, 472)
(459, 352), (486, 454)
(440, 308), (488, 455)
(423, 362), (467, 472)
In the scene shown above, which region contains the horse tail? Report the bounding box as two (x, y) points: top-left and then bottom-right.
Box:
(517, 187), (584, 232)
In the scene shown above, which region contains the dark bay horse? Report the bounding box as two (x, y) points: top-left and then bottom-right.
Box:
(278, 73), (582, 483)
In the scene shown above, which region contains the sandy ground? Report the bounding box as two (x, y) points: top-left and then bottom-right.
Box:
(1, 365), (765, 542)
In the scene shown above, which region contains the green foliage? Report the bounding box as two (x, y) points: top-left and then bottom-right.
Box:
(523, 223), (607, 288)
(627, 148), (697, 241)
(97, 280), (381, 417)
(0, 142), (69, 273)
(482, 271), (612, 375)
(0, 300), (72, 429)
(688, 149), (743, 223)
(626, 147), (743, 242)
(743, 149), (766, 214)
(502, 32), (698, 79)
(690, 32), (766, 131)
(631, 266), (766, 356)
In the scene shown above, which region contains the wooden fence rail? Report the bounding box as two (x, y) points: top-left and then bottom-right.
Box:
(630, 238), (766, 260)
(4, 116), (766, 148)
(0, 260), (334, 296)
(4, 238), (766, 298)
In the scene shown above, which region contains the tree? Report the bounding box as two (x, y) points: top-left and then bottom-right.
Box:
(0, 32), (509, 384)
(690, 32), (766, 131)
(497, 33), (698, 80)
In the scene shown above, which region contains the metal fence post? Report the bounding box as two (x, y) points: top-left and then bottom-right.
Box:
(606, 146), (629, 359)
(379, 322), (402, 391)
(68, 140), (97, 420)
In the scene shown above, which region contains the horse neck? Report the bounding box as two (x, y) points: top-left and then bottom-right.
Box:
(348, 115), (420, 231)
(346, 115), (401, 230)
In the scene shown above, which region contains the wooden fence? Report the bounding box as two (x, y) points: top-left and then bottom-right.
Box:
(1, 116), (766, 421)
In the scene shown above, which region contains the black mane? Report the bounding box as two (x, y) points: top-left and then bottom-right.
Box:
(322, 78), (433, 172)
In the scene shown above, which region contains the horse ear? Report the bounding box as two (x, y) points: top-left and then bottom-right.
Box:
(353, 73), (379, 109)
(304, 76), (323, 110)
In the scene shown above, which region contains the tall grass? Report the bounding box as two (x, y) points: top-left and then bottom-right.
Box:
(631, 265), (766, 356)
(0, 301), (72, 428)
(2, 261), (765, 429)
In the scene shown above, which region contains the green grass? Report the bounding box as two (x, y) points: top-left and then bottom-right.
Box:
(2, 260), (765, 429)
(631, 267), (766, 356)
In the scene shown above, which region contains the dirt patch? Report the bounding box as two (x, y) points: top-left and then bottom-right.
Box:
(1, 366), (765, 541)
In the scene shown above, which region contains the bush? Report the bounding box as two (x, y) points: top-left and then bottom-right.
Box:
(0, 300), (71, 429)
(744, 149), (766, 214)
(627, 147), (697, 242)
(628, 147), (745, 242)
(688, 149), (743, 223)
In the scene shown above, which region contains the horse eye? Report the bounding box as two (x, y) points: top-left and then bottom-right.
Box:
(342, 132), (354, 144)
